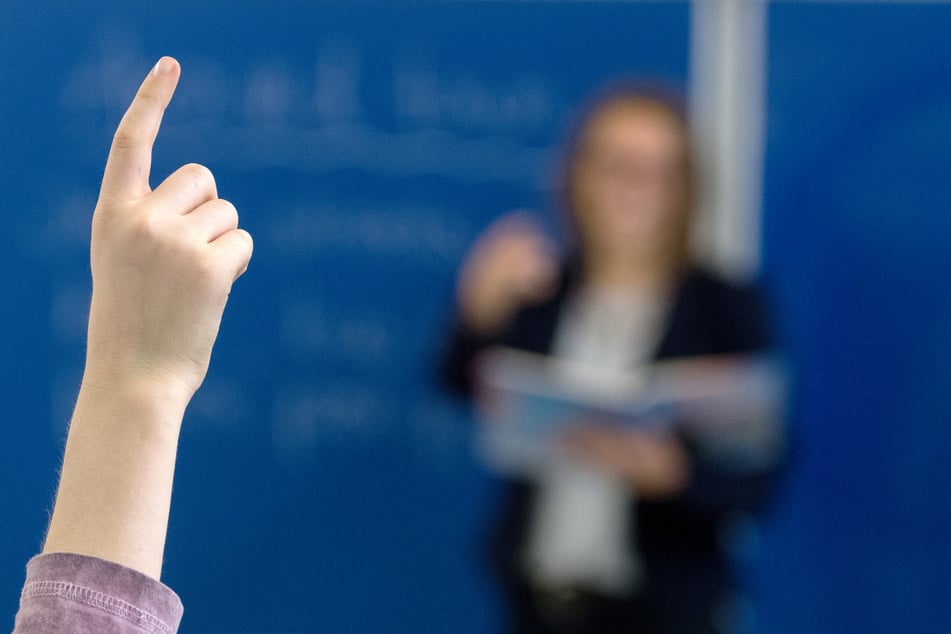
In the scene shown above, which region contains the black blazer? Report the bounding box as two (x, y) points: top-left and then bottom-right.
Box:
(441, 265), (781, 627)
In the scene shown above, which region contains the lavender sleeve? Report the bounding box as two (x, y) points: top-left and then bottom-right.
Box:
(13, 552), (183, 633)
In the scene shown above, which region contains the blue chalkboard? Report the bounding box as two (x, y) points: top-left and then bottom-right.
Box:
(0, 2), (689, 631)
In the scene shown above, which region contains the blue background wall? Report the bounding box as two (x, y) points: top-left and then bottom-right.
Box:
(1, 2), (950, 632)
(757, 4), (951, 632)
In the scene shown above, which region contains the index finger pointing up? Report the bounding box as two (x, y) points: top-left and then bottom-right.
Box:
(101, 57), (181, 200)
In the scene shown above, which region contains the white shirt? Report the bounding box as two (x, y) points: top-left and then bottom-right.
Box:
(523, 286), (668, 595)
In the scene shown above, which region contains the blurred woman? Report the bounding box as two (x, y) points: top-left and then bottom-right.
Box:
(442, 86), (781, 633)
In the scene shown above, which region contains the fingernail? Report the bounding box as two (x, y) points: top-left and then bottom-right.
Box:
(152, 57), (172, 76)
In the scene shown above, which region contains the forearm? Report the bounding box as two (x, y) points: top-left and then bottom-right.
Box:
(42, 375), (190, 580)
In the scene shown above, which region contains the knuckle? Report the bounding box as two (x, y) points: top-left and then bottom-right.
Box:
(133, 208), (168, 240)
(182, 162), (216, 189)
(237, 230), (254, 256)
(218, 199), (239, 223)
(112, 124), (147, 150)
(227, 230), (254, 266)
(137, 89), (162, 107)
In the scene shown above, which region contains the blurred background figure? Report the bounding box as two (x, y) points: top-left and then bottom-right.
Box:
(442, 88), (784, 633)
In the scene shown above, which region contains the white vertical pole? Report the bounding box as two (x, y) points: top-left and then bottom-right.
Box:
(689, 0), (768, 281)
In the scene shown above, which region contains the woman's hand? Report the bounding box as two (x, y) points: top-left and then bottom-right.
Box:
(457, 213), (559, 335)
(563, 425), (692, 498)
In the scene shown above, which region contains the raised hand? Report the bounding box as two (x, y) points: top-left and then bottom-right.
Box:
(457, 213), (559, 335)
(43, 57), (251, 579)
(84, 56), (253, 401)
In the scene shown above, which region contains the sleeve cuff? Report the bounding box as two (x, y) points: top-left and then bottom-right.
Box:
(17, 552), (183, 633)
